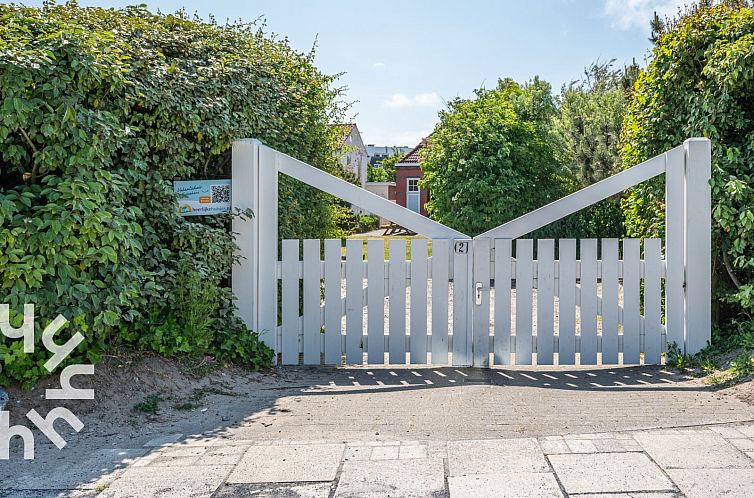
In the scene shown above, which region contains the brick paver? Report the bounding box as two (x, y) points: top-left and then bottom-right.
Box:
(2, 367), (754, 497)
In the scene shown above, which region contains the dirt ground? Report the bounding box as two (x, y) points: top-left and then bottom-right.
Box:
(4, 352), (288, 449)
(722, 374), (754, 405)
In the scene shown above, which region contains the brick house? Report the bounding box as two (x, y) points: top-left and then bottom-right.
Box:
(395, 137), (431, 216)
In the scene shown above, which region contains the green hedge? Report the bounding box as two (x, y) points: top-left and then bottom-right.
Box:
(621, 4), (754, 327)
(0, 2), (345, 386)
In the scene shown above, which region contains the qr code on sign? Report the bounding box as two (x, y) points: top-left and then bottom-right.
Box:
(211, 184), (230, 203)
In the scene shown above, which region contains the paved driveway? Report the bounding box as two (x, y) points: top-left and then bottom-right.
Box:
(2, 366), (754, 497)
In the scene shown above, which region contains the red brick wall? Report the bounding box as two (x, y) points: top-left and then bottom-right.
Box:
(395, 166), (429, 216)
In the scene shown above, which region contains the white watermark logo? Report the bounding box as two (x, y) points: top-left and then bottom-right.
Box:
(0, 304), (93, 460)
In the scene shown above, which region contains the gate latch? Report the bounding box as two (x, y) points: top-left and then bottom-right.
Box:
(475, 282), (483, 305)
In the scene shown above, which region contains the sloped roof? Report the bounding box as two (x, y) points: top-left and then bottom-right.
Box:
(398, 136), (431, 164)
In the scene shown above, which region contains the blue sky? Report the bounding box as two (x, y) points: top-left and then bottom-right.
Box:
(27, 0), (688, 146)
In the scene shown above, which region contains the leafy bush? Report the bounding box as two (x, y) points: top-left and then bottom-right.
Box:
(120, 259), (215, 356)
(421, 78), (568, 236)
(367, 164), (390, 182)
(329, 204), (380, 236)
(0, 2), (343, 385)
(368, 149), (402, 183)
(621, 3), (754, 328)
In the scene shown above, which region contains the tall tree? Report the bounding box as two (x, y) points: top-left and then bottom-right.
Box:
(421, 78), (567, 236)
(557, 60), (634, 187)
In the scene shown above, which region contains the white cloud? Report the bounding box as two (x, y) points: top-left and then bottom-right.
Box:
(603, 0), (687, 32)
(382, 92), (441, 109)
(372, 62), (386, 70)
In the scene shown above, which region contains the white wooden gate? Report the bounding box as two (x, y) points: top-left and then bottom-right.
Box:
(232, 138), (711, 367)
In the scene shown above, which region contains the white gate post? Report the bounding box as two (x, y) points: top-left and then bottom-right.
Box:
(232, 139), (279, 353)
(684, 138), (712, 354)
(664, 146), (685, 353)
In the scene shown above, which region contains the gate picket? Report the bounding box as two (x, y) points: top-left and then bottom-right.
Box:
(601, 239), (620, 364)
(452, 239), (472, 366)
(493, 239), (512, 365)
(623, 239), (641, 364)
(345, 239), (363, 364)
(431, 239), (451, 364)
(410, 239), (429, 364)
(580, 239), (598, 365)
(281, 239), (300, 365)
(558, 239), (577, 365)
(536, 239), (555, 365)
(323, 239), (342, 364)
(389, 239), (407, 364)
(367, 239), (385, 364)
(472, 238), (491, 367)
(643, 238), (663, 364)
(303, 239), (321, 365)
(515, 239), (533, 365)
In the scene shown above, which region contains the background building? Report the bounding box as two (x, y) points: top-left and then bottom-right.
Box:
(366, 144), (411, 166)
(394, 137), (431, 216)
(331, 123), (368, 186)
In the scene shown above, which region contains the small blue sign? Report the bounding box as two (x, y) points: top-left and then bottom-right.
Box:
(174, 179), (231, 216)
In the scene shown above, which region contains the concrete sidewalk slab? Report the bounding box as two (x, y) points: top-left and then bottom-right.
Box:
(213, 482), (332, 498)
(448, 472), (563, 498)
(97, 464), (234, 498)
(7, 448), (148, 490)
(227, 444), (344, 483)
(574, 494), (680, 498)
(634, 432), (753, 469)
(334, 458), (445, 498)
(668, 468), (754, 498)
(447, 438), (548, 476)
(548, 452), (674, 494)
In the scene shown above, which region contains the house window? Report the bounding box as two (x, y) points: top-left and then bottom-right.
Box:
(407, 178), (419, 192)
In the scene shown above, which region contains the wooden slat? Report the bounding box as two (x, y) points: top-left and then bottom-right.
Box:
(622, 239), (641, 364)
(410, 239), (429, 364)
(580, 239), (598, 365)
(558, 239), (577, 365)
(665, 146), (685, 352)
(515, 239), (533, 365)
(601, 239), (620, 364)
(493, 239), (512, 365)
(367, 239), (385, 364)
(388, 239), (407, 364)
(254, 144), (279, 352)
(345, 239), (364, 364)
(431, 239), (451, 364)
(281, 240), (300, 365)
(452, 239), (472, 366)
(303, 239), (321, 365)
(323, 239), (342, 365)
(643, 238), (663, 364)
(536, 239), (555, 365)
(472, 238), (491, 367)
